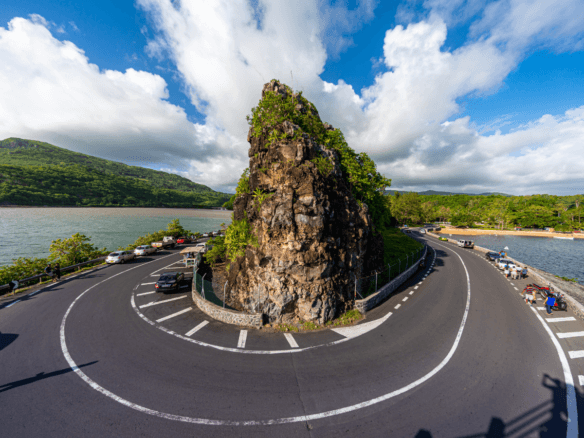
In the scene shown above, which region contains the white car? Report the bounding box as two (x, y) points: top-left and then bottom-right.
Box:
(106, 251), (135, 264)
(134, 245), (157, 256)
(496, 258), (516, 270)
(420, 229), (427, 234)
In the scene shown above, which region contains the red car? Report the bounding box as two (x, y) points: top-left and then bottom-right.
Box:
(176, 237), (186, 244)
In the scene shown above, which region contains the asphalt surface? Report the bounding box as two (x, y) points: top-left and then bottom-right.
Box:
(1, 234), (583, 437)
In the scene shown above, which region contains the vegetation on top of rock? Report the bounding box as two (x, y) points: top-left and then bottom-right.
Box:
(245, 81), (392, 229)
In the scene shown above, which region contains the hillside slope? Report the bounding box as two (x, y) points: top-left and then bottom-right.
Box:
(0, 138), (218, 193)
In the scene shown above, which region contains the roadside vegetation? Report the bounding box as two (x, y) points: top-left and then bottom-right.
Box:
(0, 138), (231, 207)
(273, 309), (364, 332)
(390, 191), (583, 231)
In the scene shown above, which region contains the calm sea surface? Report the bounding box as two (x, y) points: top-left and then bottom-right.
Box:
(444, 233), (584, 286)
(0, 207), (232, 266)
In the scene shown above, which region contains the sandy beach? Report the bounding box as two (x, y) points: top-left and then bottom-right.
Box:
(435, 227), (584, 239)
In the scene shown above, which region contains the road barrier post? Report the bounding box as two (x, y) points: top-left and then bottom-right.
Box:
(223, 281), (228, 308)
(202, 273), (206, 300)
(375, 272), (378, 292)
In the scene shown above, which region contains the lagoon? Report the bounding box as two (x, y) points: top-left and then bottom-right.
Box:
(444, 232), (584, 286)
(0, 207), (231, 266)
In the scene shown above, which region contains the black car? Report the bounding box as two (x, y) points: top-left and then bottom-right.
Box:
(155, 272), (185, 292)
(485, 251), (501, 261)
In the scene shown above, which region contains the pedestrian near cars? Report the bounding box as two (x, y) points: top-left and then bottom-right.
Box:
(525, 289), (536, 306)
(44, 264), (52, 281)
(522, 267), (528, 279)
(8, 279), (19, 294)
(54, 263), (61, 282)
(504, 265), (510, 278)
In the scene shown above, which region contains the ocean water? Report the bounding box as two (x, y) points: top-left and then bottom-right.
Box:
(444, 233), (584, 286)
(0, 207), (232, 266)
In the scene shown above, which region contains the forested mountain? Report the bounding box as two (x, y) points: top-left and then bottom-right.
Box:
(389, 192), (584, 231)
(0, 138), (231, 207)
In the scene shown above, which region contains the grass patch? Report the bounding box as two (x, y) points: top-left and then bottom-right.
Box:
(276, 323), (299, 332)
(325, 309), (363, 327)
(556, 275), (578, 282)
(380, 227), (424, 266)
(302, 321), (320, 330)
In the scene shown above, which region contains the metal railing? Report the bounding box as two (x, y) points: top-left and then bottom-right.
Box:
(193, 269), (231, 309)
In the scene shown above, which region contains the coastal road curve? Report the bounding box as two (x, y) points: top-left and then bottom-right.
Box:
(1, 238), (582, 437)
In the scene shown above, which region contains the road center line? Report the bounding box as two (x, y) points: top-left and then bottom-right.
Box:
(6, 299), (21, 308)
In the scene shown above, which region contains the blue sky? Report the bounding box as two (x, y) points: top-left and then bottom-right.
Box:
(0, 0), (583, 195)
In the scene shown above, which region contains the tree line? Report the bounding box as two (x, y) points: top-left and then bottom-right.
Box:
(389, 192), (583, 231)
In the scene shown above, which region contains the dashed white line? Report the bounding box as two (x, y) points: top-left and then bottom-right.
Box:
(409, 291), (414, 295)
(237, 330), (248, 348)
(537, 307), (545, 310)
(156, 307), (192, 323)
(136, 291), (157, 296)
(185, 320), (208, 337)
(139, 295), (187, 309)
(414, 286), (419, 290)
(402, 297), (408, 302)
(569, 351), (584, 359)
(514, 287), (518, 290)
(5, 299), (21, 308)
(546, 317), (577, 323)
(284, 333), (299, 348)
(394, 304), (401, 309)
(557, 331), (584, 339)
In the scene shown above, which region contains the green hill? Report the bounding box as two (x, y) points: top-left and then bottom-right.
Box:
(0, 138), (231, 207)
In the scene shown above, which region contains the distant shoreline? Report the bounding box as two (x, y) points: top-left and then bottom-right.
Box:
(0, 205), (231, 211)
(436, 227), (584, 239)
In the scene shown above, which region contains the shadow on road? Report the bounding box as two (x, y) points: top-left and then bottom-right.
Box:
(0, 361), (97, 393)
(415, 373), (574, 437)
(0, 332), (18, 351)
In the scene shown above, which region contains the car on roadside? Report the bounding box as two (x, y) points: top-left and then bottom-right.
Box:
(176, 237), (186, 244)
(155, 272), (185, 292)
(419, 228), (427, 234)
(485, 251), (501, 261)
(106, 251), (135, 264)
(496, 258), (516, 270)
(134, 245), (157, 256)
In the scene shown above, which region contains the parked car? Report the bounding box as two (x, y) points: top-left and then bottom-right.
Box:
(176, 237), (186, 244)
(152, 236), (176, 250)
(457, 240), (474, 248)
(419, 228), (427, 234)
(134, 245), (157, 256)
(485, 251), (501, 261)
(155, 272), (185, 292)
(194, 242), (209, 254)
(106, 251), (135, 264)
(496, 258), (516, 270)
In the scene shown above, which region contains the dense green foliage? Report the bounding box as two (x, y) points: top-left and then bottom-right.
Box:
(0, 138), (231, 207)
(389, 191), (584, 230)
(0, 164), (229, 207)
(247, 82), (392, 228)
(204, 235), (226, 267)
(379, 228), (424, 266)
(118, 219), (195, 251)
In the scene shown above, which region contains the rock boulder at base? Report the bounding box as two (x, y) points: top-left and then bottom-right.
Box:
(227, 80), (382, 324)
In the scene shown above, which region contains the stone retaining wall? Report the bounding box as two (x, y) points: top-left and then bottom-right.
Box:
(191, 288), (262, 328)
(355, 246), (427, 313)
(427, 231), (584, 321)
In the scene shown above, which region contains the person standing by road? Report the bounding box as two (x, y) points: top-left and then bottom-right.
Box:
(504, 265), (510, 278)
(545, 294), (556, 314)
(54, 263), (61, 282)
(44, 264), (52, 282)
(522, 267), (528, 279)
(8, 280), (19, 295)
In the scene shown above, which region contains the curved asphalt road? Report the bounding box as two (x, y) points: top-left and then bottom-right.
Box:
(1, 235), (582, 437)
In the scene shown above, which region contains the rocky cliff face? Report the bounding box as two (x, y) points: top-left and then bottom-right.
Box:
(227, 80), (382, 324)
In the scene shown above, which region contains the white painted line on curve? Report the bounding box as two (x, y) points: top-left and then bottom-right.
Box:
(579, 376), (584, 386)
(394, 304), (401, 309)
(409, 291), (414, 295)
(558, 331), (584, 339)
(139, 295), (187, 309)
(141, 282), (156, 285)
(186, 321), (208, 337)
(546, 317), (577, 323)
(537, 307), (545, 310)
(331, 312), (392, 339)
(156, 307), (192, 323)
(414, 286), (419, 289)
(284, 333), (299, 348)
(569, 351), (584, 359)
(5, 299), (21, 308)
(237, 330), (248, 348)
(514, 287), (518, 290)
(136, 291), (157, 296)
(402, 297), (408, 302)
(510, 283), (515, 286)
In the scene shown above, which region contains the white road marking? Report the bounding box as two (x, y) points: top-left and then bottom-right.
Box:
(418, 282), (423, 285)
(136, 291), (157, 296)
(156, 307), (192, 323)
(402, 297), (408, 302)
(332, 312), (393, 339)
(284, 333), (299, 348)
(510, 283), (515, 286)
(546, 317), (577, 323)
(514, 287), (518, 290)
(141, 282), (156, 285)
(579, 376), (584, 386)
(558, 332), (584, 339)
(569, 351), (584, 359)
(237, 330), (248, 348)
(5, 299), (21, 308)
(409, 291), (414, 295)
(530, 307), (578, 437)
(139, 295), (187, 309)
(394, 304), (401, 309)
(58, 241), (477, 426)
(186, 321), (208, 337)
(414, 286), (419, 290)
